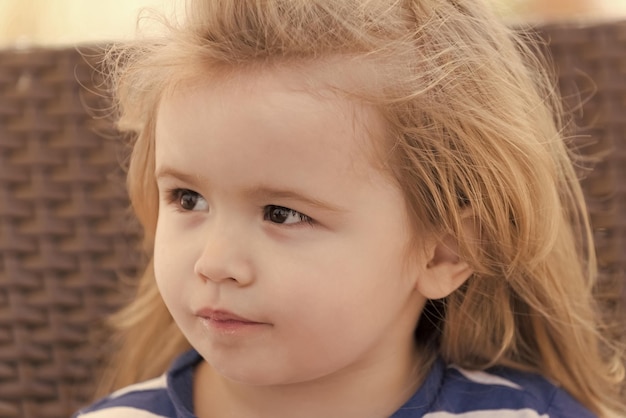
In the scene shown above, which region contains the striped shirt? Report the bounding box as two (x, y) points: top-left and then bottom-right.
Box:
(74, 350), (596, 417)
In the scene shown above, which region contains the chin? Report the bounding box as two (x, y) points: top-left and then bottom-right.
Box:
(213, 364), (291, 386)
(208, 358), (326, 388)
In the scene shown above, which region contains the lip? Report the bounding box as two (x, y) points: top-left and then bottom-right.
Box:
(194, 308), (268, 334)
(194, 308), (261, 323)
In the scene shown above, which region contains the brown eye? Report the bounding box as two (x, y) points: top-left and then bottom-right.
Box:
(170, 189), (208, 211)
(180, 190), (198, 210)
(264, 205), (312, 225)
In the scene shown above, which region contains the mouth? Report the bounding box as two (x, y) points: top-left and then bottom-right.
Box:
(194, 308), (268, 331)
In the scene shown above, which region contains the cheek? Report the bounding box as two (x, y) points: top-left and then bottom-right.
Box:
(270, 240), (406, 325)
(259, 246), (352, 323)
(267, 252), (415, 376)
(152, 215), (196, 302)
(153, 216), (171, 281)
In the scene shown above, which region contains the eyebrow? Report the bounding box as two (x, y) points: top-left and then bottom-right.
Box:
(155, 166), (347, 213)
(244, 185), (347, 213)
(155, 166), (208, 186)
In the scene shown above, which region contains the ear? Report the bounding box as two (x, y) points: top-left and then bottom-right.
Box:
(415, 220), (475, 300)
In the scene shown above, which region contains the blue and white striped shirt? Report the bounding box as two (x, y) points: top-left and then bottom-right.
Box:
(75, 350), (596, 417)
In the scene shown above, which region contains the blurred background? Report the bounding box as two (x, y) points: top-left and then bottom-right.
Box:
(1, 0), (626, 48)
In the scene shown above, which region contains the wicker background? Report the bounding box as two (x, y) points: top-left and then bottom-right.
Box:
(0, 21), (625, 418)
(0, 48), (141, 417)
(540, 21), (626, 310)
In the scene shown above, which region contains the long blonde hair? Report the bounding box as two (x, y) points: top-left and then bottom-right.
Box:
(99, 0), (625, 415)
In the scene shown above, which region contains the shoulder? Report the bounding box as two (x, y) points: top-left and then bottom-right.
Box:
(393, 359), (596, 418)
(427, 364), (597, 418)
(73, 375), (174, 418)
(73, 350), (201, 418)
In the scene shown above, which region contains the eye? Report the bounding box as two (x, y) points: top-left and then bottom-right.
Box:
(168, 189), (209, 211)
(264, 205), (313, 225)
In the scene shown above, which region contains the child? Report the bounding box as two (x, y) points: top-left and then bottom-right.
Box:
(76, 0), (625, 417)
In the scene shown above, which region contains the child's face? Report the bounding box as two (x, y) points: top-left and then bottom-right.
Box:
(153, 68), (429, 386)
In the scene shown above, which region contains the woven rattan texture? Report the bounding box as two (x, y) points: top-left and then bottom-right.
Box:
(0, 20), (625, 418)
(537, 21), (626, 315)
(0, 48), (140, 417)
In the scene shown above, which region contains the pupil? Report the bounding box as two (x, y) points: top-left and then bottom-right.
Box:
(180, 192), (197, 210)
(271, 207), (290, 223)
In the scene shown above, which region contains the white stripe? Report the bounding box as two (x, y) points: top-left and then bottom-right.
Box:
(109, 374), (168, 399)
(449, 366), (522, 390)
(76, 406), (170, 418)
(424, 408), (549, 418)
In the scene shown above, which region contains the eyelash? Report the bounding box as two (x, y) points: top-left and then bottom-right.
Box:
(263, 205), (315, 226)
(166, 188), (208, 212)
(165, 188), (315, 226)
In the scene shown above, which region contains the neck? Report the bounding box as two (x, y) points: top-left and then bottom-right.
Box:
(194, 342), (431, 418)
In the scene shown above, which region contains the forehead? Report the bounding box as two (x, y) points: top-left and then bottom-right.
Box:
(154, 65), (388, 180)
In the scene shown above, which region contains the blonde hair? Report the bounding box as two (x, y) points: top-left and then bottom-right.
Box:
(99, 0), (625, 415)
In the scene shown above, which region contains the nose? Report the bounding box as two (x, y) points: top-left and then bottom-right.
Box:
(193, 222), (254, 287)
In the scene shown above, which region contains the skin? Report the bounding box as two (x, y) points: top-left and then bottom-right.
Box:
(153, 66), (471, 418)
